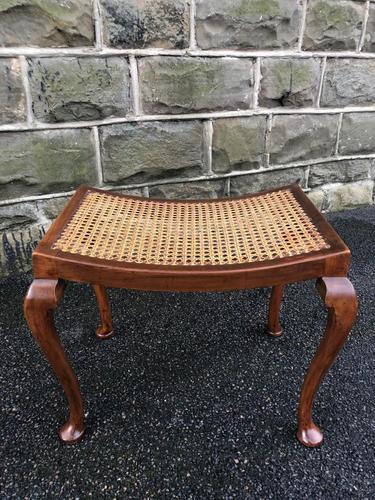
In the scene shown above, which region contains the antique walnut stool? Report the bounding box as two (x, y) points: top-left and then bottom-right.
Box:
(24, 183), (357, 447)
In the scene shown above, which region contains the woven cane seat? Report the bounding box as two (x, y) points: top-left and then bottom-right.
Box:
(51, 186), (330, 267)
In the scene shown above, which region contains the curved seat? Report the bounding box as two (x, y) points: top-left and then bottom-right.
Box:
(33, 183), (349, 291)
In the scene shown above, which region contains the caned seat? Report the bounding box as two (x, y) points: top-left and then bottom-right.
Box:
(26, 182), (357, 448)
(33, 183), (348, 291)
(52, 187), (330, 266)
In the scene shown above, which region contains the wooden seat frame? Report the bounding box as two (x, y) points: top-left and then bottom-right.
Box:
(24, 184), (357, 447)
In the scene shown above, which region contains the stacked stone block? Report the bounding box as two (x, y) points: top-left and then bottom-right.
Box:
(0, 0), (375, 275)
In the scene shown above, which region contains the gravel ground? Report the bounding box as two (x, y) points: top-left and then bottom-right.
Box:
(0, 206), (374, 499)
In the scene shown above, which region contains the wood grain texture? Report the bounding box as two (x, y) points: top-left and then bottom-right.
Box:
(297, 277), (358, 447)
(24, 279), (84, 443)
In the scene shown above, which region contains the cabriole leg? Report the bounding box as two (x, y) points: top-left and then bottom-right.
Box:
(297, 277), (357, 447)
(93, 284), (114, 340)
(24, 279), (84, 444)
(267, 285), (285, 337)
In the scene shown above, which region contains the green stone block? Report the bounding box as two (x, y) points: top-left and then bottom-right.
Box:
(260, 58), (321, 108)
(0, 58), (26, 125)
(0, 1), (94, 47)
(196, 0), (302, 49)
(339, 113), (375, 155)
(101, 0), (189, 49)
(269, 114), (338, 165)
(321, 59), (375, 107)
(230, 167), (307, 195)
(29, 57), (132, 123)
(309, 159), (372, 188)
(363, 4), (375, 52)
(212, 117), (267, 173)
(0, 129), (97, 200)
(139, 57), (253, 114)
(149, 180), (226, 199)
(303, 0), (364, 51)
(100, 121), (205, 184)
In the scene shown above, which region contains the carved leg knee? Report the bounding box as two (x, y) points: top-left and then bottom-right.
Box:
(267, 285), (284, 337)
(297, 277), (357, 447)
(93, 284), (114, 340)
(24, 279), (84, 443)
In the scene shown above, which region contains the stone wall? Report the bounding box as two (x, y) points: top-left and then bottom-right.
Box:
(1, 0), (375, 276)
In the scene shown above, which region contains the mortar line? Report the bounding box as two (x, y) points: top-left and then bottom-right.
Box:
(264, 114), (273, 168)
(316, 56), (327, 107)
(203, 120), (214, 174)
(189, 0), (197, 50)
(4, 47), (375, 59)
(1, 105), (375, 134)
(305, 165), (311, 189)
(92, 126), (104, 185)
(19, 56), (33, 126)
(0, 190), (77, 206)
(129, 55), (141, 115)
(93, 0), (104, 49)
(3, 153), (375, 207)
(367, 163), (372, 180)
(225, 178), (231, 197)
(358, 1), (371, 52)
(253, 57), (261, 109)
(334, 113), (344, 155)
(297, 0), (308, 51)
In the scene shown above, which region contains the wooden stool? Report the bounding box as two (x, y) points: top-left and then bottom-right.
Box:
(24, 184), (357, 447)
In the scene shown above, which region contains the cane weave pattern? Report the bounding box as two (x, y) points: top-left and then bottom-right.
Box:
(52, 189), (330, 266)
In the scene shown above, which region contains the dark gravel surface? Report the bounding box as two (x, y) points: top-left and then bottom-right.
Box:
(0, 206), (374, 499)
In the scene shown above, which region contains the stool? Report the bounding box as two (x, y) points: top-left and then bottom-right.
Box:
(24, 183), (357, 447)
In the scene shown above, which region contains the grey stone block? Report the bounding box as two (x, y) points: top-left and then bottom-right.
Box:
(269, 114), (338, 165)
(0, 0), (94, 47)
(28, 57), (131, 123)
(212, 117), (267, 173)
(309, 159), (372, 188)
(0, 58), (26, 125)
(0, 222), (46, 276)
(118, 188), (144, 197)
(339, 113), (375, 155)
(139, 57), (253, 114)
(326, 180), (374, 211)
(321, 59), (375, 107)
(149, 180), (226, 199)
(0, 200), (49, 276)
(259, 58), (321, 108)
(101, 0), (189, 49)
(100, 121), (205, 184)
(0, 129), (97, 200)
(303, 0), (364, 51)
(195, 0), (302, 50)
(37, 196), (70, 221)
(363, 4), (375, 52)
(0, 201), (40, 232)
(230, 167), (307, 195)
(308, 189), (326, 211)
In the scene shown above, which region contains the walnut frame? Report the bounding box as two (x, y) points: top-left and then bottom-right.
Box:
(24, 183), (357, 447)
